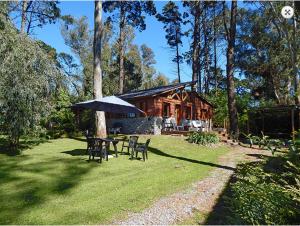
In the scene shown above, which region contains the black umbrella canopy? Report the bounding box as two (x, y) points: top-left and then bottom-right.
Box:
(71, 96), (144, 114)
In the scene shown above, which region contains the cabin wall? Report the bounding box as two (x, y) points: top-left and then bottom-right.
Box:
(106, 117), (162, 135)
(106, 91), (213, 134)
(191, 93), (213, 120)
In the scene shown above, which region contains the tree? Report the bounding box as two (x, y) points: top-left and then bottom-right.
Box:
(103, 1), (156, 94)
(157, 1), (184, 83)
(0, 14), (58, 147)
(140, 44), (156, 89)
(124, 44), (143, 92)
(236, 2), (298, 105)
(183, 1), (201, 91)
(223, 0), (239, 138)
(154, 73), (169, 87)
(57, 52), (82, 96)
(60, 16), (93, 97)
(93, 0), (106, 138)
(9, 0), (60, 34)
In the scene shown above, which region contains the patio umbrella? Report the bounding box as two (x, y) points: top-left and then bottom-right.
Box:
(71, 95), (144, 114)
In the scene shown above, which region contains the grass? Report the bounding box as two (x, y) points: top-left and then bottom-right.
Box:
(0, 135), (229, 224)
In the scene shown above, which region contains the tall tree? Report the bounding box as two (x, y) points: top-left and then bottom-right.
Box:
(124, 44), (143, 91)
(103, 1), (156, 94)
(267, 2), (300, 104)
(140, 44), (156, 89)
(157, 1), (184, 83)
(61, 16), (93, 97)
(10, 0), (60, 34)
(223, 0), (239, 138)
(93, 0), (106, 138)
(183, 1), (201, 91)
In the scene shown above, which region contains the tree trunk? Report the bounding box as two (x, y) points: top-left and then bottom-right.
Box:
(192, 1), (201, 90)
(20, 0), (28, 33)
(119, 4), (125, 94)
(213, 4), (218, 95)
(94, 0), (107, 138)
(203, 4), (210, 94)
(176, 30), (181, 83)
(226, 0), (239, 138)
(292, 0), (299, 104)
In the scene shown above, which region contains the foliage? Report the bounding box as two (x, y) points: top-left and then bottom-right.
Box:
(224, 154), (300, 225)
(45, 89), (77, 138)
(103, 1), (156, 32)
(243, 132), (282, 154)
(0, 15), (58, 147)
(8, 1), (60, 34)
(156, 1), (184, 82)
(60, 16), (93, 97)
(206, 91), (228, 127)
(236, 2), (300, 105)
(140, 44), (157, 89)
(188, 132), (219, 145)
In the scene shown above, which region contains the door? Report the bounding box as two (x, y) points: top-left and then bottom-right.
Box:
(175, 105), (181, 125)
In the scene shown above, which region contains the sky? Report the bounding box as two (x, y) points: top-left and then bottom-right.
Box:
(24, 1), (209, 82)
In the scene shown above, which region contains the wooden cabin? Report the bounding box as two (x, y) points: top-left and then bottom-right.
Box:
(106, 81), (213, 134)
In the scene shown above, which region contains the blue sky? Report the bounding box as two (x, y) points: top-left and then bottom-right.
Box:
(27, 1), (228, 82)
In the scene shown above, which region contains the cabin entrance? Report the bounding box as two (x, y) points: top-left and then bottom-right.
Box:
(175, 104), (181, 124)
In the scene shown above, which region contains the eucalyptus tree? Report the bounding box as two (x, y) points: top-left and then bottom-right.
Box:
(103, 1), (156, 94)
(157, 1), (184, 83)
(223, 0), (239, 138)
(93, 0), (106, 138)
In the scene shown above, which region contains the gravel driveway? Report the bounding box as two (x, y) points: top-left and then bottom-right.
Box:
(112, 144), (271, 225)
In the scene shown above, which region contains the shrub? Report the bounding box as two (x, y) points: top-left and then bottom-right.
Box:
(224, 155), (300, 225)
(188, 132), (219, 145)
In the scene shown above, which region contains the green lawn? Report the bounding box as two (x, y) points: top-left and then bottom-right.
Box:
(0, 135), (229, 224)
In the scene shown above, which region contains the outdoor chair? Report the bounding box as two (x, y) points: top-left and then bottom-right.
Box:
(134, 139), (151, 161)
(88, 139), (103, 163)
(84, 130), (95, 154)
(170, 118), (184, 131)
(121, 136), (139, 155)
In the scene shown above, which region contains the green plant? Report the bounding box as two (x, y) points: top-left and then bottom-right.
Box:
(243, 133), (260, 148)
(225, 159), (300, 225)
(188, 132), (219, 145)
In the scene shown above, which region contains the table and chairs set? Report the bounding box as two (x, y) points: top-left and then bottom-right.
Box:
(85, 132), (151, 163)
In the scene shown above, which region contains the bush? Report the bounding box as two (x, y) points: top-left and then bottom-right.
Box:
(224, 155), (300, 225)
(188, 132), (219, 145)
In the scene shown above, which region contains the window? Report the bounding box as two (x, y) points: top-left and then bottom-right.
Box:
(163, 102), (170, 117)
(185, 106), (191, 120)
(127, 113), (136, 118)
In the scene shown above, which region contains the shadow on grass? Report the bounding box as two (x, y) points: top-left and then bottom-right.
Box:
(148, 147), (235, 171)
(0, 154), (94, 224)
(62, 149), (87, 156)
(0, 136), (49, 156)
(246, 153), (271, 159)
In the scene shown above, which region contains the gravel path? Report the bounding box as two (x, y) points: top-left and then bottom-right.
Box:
(112, 144), (271, 225)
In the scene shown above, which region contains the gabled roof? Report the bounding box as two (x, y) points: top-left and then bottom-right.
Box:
(119, 81), (195, 100)
(118, 81), (213, 107)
